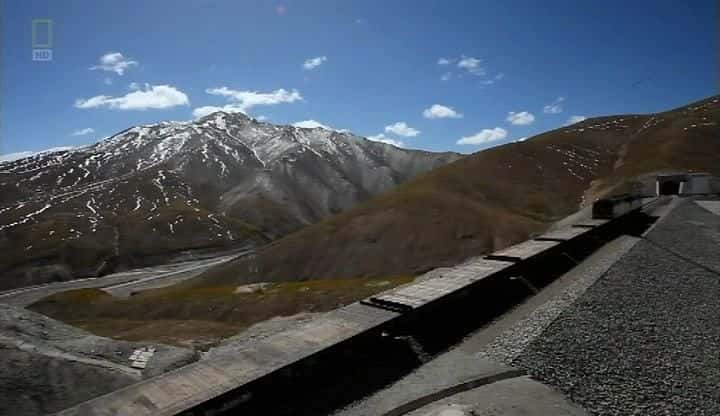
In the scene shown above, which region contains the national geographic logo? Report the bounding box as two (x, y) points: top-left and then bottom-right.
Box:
(32, 19), (53, 61)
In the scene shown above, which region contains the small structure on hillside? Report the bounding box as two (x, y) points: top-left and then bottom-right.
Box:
(656, 172), (711, 196)
(129, 346), (155, 370)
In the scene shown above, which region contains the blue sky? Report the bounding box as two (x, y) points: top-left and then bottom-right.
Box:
(1, 0), (716, 157)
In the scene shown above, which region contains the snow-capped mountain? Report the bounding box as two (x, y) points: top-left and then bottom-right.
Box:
(0, 112), (460, 289)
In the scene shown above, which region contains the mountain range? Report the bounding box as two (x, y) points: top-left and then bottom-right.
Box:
(24, 94), (719, 350)
(0, 113), (459, 290)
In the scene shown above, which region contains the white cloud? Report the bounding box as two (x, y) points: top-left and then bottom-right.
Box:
(457, 127), (507, 145)
(0, 146), (75, 162)
(481, 72), (505, 85)
(515, 136), (528, 142)
(506, 111), (535, 125)
(103, 77), (113, 85)
(256, 115), (268, 121)
(293, 120), (330, 129)
(543, 96), (566, 114)
(384, 122), (420, 137)
(128, 82), (140, 90)
(192, 87), (302, 118)
(90, 52), (138, 75)
(71, 128), (95, 136)
(457, 56), (484, 75)
(202, 87), (302, 115)
(439, 55), (500, 83)
(367, 134), (405, 147)
(303, 56), (327, 70)
(192, 105), (245, 118)
(423, 104), (463, 119)
(566, 115), (587, 125)
(292, 119), (348, 133)
(75, 84), (189, 110)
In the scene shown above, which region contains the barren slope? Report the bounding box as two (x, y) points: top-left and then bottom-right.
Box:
(193, 95), (720, 287)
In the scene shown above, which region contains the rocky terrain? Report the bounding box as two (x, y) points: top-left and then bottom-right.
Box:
(0, 113), (459, 290)
(0, 303), (197, 416)
(190, 95), (720, 288)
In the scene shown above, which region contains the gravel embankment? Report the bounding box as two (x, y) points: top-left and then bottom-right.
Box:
(478, 236), (640, 365)
(510, 201), (720, 416)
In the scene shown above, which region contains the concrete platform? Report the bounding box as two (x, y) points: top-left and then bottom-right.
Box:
(483, 239), (559, 262)
(533, 226), (592, 242)
(366, 259), (512, 310)
(57, 303), (400, 416)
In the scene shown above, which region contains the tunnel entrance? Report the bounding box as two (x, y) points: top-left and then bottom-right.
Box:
(659, 180), (681, 195)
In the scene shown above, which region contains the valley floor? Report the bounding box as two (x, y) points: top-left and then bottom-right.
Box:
(0, 250), (245, 307)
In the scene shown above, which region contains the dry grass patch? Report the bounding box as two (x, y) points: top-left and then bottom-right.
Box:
(29, 276), (413, 349)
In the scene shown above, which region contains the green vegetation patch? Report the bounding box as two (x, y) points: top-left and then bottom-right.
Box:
(29, 275), (413, 348)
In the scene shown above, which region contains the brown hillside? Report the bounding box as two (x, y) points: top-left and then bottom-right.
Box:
(191, 95), (720, 288)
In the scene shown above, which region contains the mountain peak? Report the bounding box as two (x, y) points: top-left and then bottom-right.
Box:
(0, 114), (460, 289)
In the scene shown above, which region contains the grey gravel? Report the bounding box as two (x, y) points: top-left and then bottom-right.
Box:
(511, 200), (720, 416)
(478, 236), (641, 365)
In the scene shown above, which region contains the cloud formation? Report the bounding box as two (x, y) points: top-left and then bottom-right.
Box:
(481, 73), (505, 85)
(292, 120), (349, 133)
(544, 96), (566, 114)
(457, 56), (484, 75)
(193, 87), (302, 118)
(457, 127), (507, 145)
(367, 134), (405, 148)
(384, 122), (420, 137)
(90, 52), (138, 75)
(506, 111), (535, 125)
(71, 128), (95, 136)
(75, 84), (189, 110)
(437, 55), (502, 84)
(423, 104), (463, 119)
(566, 115), (587, 125)
(303, 56), (327, 70)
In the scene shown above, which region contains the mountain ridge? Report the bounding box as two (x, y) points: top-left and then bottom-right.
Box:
(0, 113), (460, 290)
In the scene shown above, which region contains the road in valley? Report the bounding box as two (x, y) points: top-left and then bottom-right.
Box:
(0, 251), (248, 307)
